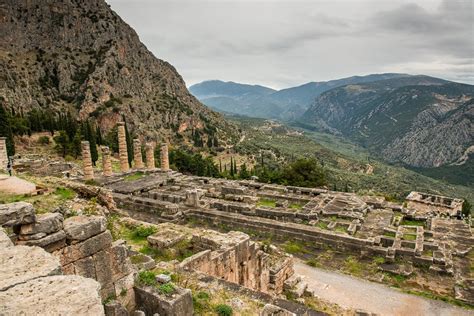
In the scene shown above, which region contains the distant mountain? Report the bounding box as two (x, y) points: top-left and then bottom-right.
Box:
(189, 74), (409, 120)
(1, 0), (238, 147)
(300, 75), (474, 168)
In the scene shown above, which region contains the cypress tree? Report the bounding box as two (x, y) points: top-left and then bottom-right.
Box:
(123, 117), (133, 167)
(230, 157), (234, 177)
(0, 105), (15, 157)
(96, 126), (103, 146)
(72, 130), (82, 159)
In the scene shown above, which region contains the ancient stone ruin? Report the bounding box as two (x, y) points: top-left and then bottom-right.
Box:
(118, 122), (130, 173)
(0, 137), (7, 171)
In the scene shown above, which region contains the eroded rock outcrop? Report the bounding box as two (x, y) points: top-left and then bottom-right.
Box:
(0, 226), (104, 315)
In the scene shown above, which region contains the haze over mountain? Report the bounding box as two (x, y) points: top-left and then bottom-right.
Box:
(0, 0), (237, 147)
(190, 73), (408, 120)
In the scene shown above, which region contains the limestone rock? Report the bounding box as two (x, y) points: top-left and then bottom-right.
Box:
(20, 212), (64, 235)
(56, 230), (113, 265)
(0, 275), (104, 315)
(104, 300), (129, 316)
(0, 227), (13, 247)
(0, 0), (239, 158)
(64, 215), (107, 242)
(0, 202), (36, 227)
(0, 245), (61, 291)
(16, 230), (67, 252)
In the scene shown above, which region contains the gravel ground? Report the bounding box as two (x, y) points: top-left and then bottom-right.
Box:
(294, 260), (472, 316)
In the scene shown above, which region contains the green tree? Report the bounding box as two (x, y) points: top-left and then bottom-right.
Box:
(0, 105), (15, 157)
(71, 131), (82, 159)
(53, 130), (69, 157)
(239, 163), (250, 179)
(280, 159), (327, 187)
(461, 199), (471, 217)
(230, 157), (234, 177)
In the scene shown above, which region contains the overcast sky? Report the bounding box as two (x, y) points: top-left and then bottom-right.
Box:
(107, 0), (473, 89)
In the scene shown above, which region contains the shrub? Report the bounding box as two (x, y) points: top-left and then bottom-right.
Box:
(215, 304), (233, 316)
(157, 283), (175, 295)
(132, 225), (157, 238)
(137, 271), (156, 286)
(38, 136), (50, 145)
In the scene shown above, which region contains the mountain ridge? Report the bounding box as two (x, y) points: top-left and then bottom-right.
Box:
(0, 0), (238, 147)
(190, 73), (411, 120)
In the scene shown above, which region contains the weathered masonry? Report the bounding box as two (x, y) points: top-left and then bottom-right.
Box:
(105, 170), (473, 305)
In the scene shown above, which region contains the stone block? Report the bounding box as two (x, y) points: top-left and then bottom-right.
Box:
(16, 230), (66, 253)
(20, 212), (63, 235)
(260, 304), (296, 316)
(0, 202), (36, 227)
(0, 227), (13, 247)
(147, 230), (185, 249)
(134, 285), (193, 316)
(57, 231), (113, 265)
(64, 215), (107, 243)
(110, 240), (134, 280)
(74, 256), (97, 279)
(62, 263), (75, 275)
(156, 274), (171, 283)
(114, 272), (136, 311)
(0, 275), (104, 315)
(18, 232), (47, 240)
(0, 245), (62, 291)
(94, 249), (114, 284)
(104, 301), (129, 316)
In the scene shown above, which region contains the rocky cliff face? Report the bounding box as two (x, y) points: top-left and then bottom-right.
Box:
(0, 0), (237, 146)
(302, 76), (474, 168)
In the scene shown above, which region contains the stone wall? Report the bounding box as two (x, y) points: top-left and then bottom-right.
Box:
(178, 230), (293, 294)
(0, 227), (104, 315)
(0, 202), (136, 312)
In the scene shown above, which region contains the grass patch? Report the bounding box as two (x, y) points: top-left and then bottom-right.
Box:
(383, 272), (408, 287)
(403, 289), (473, 309)
(283, 240), (307, 255)
(137, 271), (156, 286)
(157, 282), (175, 295)
(334, 225), (347, 234)
(289, 203), (303, 210)
(131, 225), (157, 239)
(306, 258), (321, 268)
(124, 172), (144, 182)
(139, 239), (194, 262)
(257, 198), (276, 208)
(343, 256), (363, 276)
(400, 219), (425, 227)
(373, 256), (385, 265)
(316, 221), (328, 229)
(423, 249), (433, 257)
(54, 187), (76, 200)
(383, 231), (396, 238)
(215, 304), (233, 316)
(402, 234), (417, 241)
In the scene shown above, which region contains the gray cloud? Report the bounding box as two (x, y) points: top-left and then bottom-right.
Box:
(107, 0), (473, 88)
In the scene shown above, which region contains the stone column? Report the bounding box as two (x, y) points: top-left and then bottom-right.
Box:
(160, 143), (170, 171)
(101, 146), (113, 177)
(133, 138), (144, 169)
(145, 143), (155, 170)
(81, 141), (94, 181)
(0, 137), (8, 171)
(117, 122), (129, 173)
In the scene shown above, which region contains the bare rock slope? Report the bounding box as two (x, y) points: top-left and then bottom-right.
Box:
(0, 0), (237, 145)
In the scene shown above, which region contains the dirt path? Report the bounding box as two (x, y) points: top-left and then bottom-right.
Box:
(294, 261), (471, 316)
